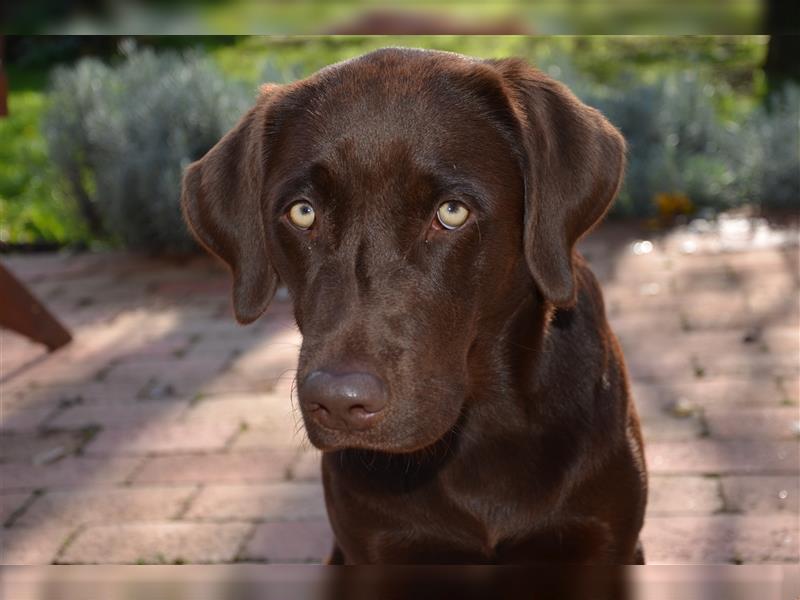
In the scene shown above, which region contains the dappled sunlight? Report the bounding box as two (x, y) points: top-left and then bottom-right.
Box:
(582, 213), (799, 565)
(1, 253), (319, 564)
(2, 213), (798, 564)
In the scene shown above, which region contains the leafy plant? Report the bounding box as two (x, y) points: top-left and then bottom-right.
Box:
(0, 90), (87, 245)
(31, 38), (798, 253)
(43, 47), (253, 252)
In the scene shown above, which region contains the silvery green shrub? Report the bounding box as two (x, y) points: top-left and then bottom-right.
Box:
(748, 87), (800, 210)
(44, 48), (253, 252)
(540, 56), (799, 216)
(45, 48), (798, 251)
(591, 73), (747, 216)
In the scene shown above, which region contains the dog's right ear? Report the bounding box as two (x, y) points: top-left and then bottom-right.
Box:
(488, 59), (626, 308)
(181, 89), (281, 324)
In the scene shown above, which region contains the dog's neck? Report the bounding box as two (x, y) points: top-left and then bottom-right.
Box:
(461, 285), (556, 435)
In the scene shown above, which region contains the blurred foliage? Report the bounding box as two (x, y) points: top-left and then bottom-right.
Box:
(212, 36), (798, 217)
(42, 46), (252, 252)
(4, 0), (764, 35)
(4, 35), (797, 250)
(210, 36), (768, 93)
(0, 89), (89, 245)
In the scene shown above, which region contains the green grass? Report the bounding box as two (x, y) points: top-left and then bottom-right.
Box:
(207, 35), (767, 92)
(0, 87), (90, 246)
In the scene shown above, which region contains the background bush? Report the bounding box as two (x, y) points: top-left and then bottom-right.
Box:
(8, 37), (797, 251)
(43, 47), (252, 252)
(587, 72), (798, 216)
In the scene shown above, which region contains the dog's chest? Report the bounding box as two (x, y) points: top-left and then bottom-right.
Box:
(440, 462), (546, 550)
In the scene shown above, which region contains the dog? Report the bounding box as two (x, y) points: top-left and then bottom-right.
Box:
(181, 47), (647, 564)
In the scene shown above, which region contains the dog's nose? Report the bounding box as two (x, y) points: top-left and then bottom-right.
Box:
(300, 370), (387, 431)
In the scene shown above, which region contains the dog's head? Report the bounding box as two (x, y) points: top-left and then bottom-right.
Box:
(182, 48), (625, 453)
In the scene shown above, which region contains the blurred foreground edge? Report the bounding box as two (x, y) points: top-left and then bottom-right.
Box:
(1, 565), (798, 600)
(1, 1), (778, 34)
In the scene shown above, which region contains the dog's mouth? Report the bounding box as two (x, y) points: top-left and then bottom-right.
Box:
(323, 427), (465, 482)
(301, 395), (468, 457)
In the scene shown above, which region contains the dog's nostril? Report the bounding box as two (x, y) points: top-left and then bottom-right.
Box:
(299, 370), (387, 431)
(349, 404), (376, 417)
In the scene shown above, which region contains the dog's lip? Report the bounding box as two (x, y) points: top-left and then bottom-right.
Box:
(306, 415), (463, 456)
(314, 432), (454, 456)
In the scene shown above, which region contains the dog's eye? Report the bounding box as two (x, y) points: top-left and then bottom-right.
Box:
(288, 201), (316, 230)
(436, 201), (470, 230)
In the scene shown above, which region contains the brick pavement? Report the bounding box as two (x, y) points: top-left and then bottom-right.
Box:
(1, 216), (798, 564)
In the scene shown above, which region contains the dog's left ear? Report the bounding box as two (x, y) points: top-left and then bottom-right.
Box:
(181, 87), (283, 324)
(489, 59), (626, 307)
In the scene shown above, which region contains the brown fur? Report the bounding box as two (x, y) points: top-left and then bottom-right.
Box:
(181, 48), (647, 564)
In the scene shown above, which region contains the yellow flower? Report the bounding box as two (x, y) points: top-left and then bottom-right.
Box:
(655, 192), (694, 218)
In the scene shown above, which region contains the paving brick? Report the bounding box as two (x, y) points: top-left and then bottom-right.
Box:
(197, 361), (300, 398)
(647, 440), (799, 475)
(704, 407), (800, 439)
(0, 407), (59, 432)
(1, 335), (47, 376)
(0, 493), (33, 525)
(241, 520), (333, 563)
(746, 286), (800, 325)
(48, 400), (192, 429)
(84, 421), (239, 455)
(647, 476), (723, 515)
(182, 337), (247, 361)
(779, 375), (799, 404)
(630, 379), (788, 412)
(693, 348), (799, 379)
(15, 486), (197, 527)
(726, 247), (797, 272)
(102, 337), (194, 364)
(289, 451), (322, 481)
(230, 424), (309, 451)
(761, 327), (800, 355)
(100, 358), (230, 398)
(605, 312), (684, 341)
(6, 358), (103, 390)
(641, 413), (705, 441)
(0, 526), (76, 564)
(0, 431), (89, 464)
(0, 457), (142, 491)
(593, 249), (671, 287)
(226, 332), (302, 377)
(174, 315), (260, 339)
(0, 385), (62, 412)
(184, 393), (293, 428)
(721, 476), (800, 514)
(2, 382), (142, 410)
(186, 482), (326, 522)
(642, 515), (799, 563)
(58, 522), (250, 564)
(132, 451), (294, 485)
(678, 291), (751, 330)
(671, 260), (738, 292)
(603, 284), (678, 315)
(195, 373), (277, 396)
(618, 347), (695, 381)
(677, 329), (765, 353)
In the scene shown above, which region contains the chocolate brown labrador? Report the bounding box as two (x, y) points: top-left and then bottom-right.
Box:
(181, 47), (647, 564)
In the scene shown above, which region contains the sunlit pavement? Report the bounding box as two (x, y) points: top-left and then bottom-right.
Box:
(1, 215), (798, 565)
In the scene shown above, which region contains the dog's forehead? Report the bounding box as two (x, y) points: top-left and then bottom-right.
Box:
(309, 53), (497, 144)
(270, 50), (520, 201)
